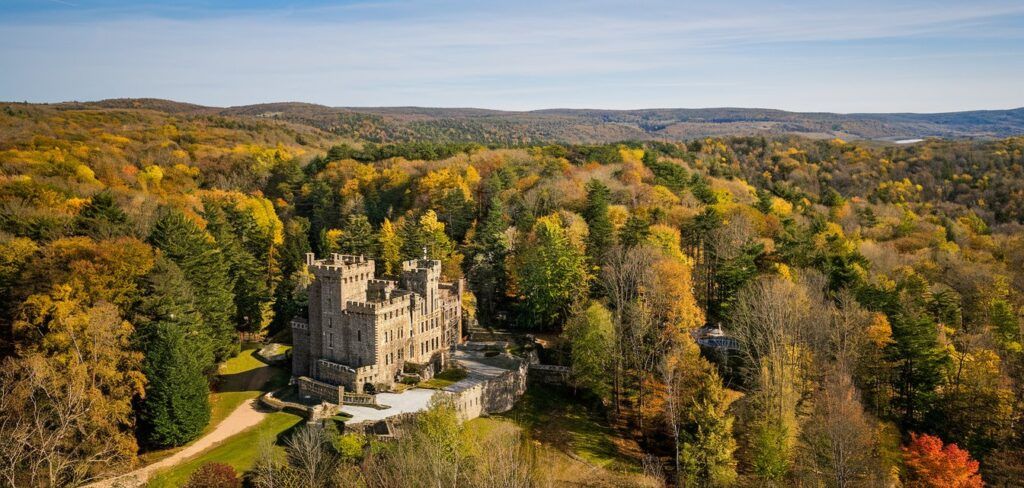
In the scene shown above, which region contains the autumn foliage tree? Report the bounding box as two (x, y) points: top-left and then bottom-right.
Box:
(902, 433), (982, 488)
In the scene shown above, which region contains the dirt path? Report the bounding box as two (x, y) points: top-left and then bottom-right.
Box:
(85, 357), (281, 488)
(85, 398), (270, 488)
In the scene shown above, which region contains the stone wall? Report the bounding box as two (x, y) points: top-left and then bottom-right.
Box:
(449, 357), (528, 421)
(297, 376), (344, 404)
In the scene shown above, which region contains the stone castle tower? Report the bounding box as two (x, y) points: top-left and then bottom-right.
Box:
(292, 253), (463, 396)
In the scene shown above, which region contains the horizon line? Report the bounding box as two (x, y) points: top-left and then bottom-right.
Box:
(5, 97), (1024, 117)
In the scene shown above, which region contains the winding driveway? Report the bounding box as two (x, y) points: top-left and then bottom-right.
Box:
(84, 399), (270, 488)
(85, 352), (280, 488)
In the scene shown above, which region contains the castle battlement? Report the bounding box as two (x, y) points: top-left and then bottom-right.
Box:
(291, 317), (309, 331)
(344, 294), (412, 314)
(306, 252), (375, 275)
(367, 279), (396, 289)
(402, 258), (441, 273)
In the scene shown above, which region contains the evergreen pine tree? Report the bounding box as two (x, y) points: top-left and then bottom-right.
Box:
(620, 212), (651, 248)
(467, 199), (510, 321)
(205, 204), (271, 335)
(399, 213), (425, 261)
(74, 190), (132, 238)
(339, 214), (377, 257)
(582, 179), (614, 266)
(134, 258), (212, 448)
(149, 209), (238, 360)
(680, 369), (738, 487)
(270, 218), (311, 334)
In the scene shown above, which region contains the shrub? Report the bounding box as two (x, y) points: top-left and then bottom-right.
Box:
(184, 462), (241, 488)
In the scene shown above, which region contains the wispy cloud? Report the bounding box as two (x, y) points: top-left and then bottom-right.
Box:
(1, 0), (1022, 111)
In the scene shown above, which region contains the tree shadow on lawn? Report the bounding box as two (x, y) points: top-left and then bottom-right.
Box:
(213, 350), (288, 394)
(496, 383), (629, 469)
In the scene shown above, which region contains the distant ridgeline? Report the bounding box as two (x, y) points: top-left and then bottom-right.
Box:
(57, 98), (1024, 144)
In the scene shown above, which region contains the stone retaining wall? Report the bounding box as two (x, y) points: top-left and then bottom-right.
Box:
(448, 356), (528, 421)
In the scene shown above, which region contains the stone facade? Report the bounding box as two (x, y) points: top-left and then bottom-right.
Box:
(292, 253), (463, 395)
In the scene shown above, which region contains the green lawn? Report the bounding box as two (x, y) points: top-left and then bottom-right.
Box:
(497, 384), (634, 471)
(209, 346), (289, 427)
(138, 345), (289, 465)
(146, 411), (303, 488)
(419, 368), (468, 389)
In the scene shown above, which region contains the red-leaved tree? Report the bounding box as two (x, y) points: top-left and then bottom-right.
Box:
(902, 433), (982, 488)
(184, 462), (241, 488)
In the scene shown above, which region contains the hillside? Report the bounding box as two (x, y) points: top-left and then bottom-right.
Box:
(57, 98), (1024, 144)
(3, 101), (1024, 487)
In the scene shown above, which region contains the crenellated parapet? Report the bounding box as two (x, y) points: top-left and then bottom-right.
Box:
(291, 317), (309, 330)
(345, 294), (411, 315)
(306, 252), (375, 279)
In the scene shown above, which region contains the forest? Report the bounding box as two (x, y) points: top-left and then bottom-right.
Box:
(1, 102), (1023, 487)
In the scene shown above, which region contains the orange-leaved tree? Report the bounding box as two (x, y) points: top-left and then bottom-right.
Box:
(902, 433), (982, 488)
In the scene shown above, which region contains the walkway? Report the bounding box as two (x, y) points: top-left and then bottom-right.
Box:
(84, 399), (270, 488)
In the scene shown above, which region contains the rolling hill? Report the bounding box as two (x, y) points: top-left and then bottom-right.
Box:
(36, 99), (1024, 144)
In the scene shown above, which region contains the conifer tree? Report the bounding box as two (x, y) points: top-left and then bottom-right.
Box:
(270, 218), (311, 334)
(582, 179), (614, 266)
(134, 258), (211, 448)
(680, 371), (738, 487)
(205, 204), (271, 335)
(467, 199), (510, 320)
(149, 209), (238, 360)
(339, 214), (376, 257)
(74, 190), (132, 239)
(619, 212), (651, 248)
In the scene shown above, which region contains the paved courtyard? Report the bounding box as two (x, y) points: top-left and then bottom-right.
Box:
(340, 345), (521, 423)
(341, 387), (438, 423)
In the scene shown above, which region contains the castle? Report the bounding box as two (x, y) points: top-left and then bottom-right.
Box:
(291, 253), (463, 396)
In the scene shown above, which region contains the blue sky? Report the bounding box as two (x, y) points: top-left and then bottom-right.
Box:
(1, 0), (1022, 112)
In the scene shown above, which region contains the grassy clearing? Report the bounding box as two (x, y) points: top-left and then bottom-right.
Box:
(463, 416), (657, 487)
(419, 368), (468, 389)
(209, 346), (289, 426)
(497, 383), (637, 472)
(146, 411), (303, 488)
(138, 345), (289, 465)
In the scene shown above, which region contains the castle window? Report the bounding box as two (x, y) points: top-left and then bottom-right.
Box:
(329, 333), (334, 348)
(357, 330), (361, 341)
